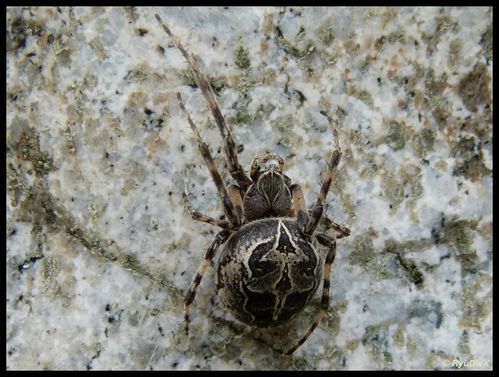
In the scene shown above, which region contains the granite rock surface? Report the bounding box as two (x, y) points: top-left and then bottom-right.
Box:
(7, 6), (492, 370)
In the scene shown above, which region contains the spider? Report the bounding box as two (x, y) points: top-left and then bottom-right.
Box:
(155, 14), (351, 355)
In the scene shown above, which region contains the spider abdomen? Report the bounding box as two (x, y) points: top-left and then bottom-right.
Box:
(216, 218), (322, 327)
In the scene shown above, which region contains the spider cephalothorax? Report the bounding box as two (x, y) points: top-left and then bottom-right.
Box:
(155, 14), (350, 355)
(243, 154), (293, 221)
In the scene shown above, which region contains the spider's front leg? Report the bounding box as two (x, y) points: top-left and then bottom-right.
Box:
(304, 122), (342, 235)
(184, 229), (231, 334)
(289, 183), (309, 231)
(228, 184), (244, 223)
(182, 191), (230, 229)
(155, 14), (252, 192)
(177, 93), (241, 227)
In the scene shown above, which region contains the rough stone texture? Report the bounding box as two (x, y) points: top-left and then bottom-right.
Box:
(7, 6), (492, 370)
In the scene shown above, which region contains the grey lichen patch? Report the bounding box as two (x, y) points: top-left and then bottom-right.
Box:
(383, 239), (427, 288)
(121, 179), (138, 197)
(17, 178), (58, 227)
(412, 128), (435, 158)
(319, 346), (346, 369)
(291, 356), (312, 370)
(8, 117), (55, 177)
(32, 151), (54, 175)
(393, 322), (405, 347)
(345, 339), (360, 353)
(384, 121), (409, 151)
(400, 164), (424, 218)
(383, 240), (427, 288)
(40, 255), (60, 292)
(7, 16), (45, 52)
(323, 299), (348, 337)
(477, 221), (492, 241)
(447, 38), (462, 68)
(407, 298), (443, 329)
(432, 100), (452, 130)
(420, 68), (450, 127)
(381, 172), (404, 212)
(179, 68), (226, 95)
(387, 31), (406, 44)
(361, 321), (394, 366)
(439, 217), (476, 256)
(423, 69), (448, 101)
(61, 126), (77, 154)
(261, 67), (277, 86)
(64, 75), (98, 127)
(124, 6), (140, 23)
(348, 230), (377, 270)
(480, 24), (493, 64)
(53, 36), (73, 66)
(456, 63), (491, 113)
(335, 106), (347, 128)
(421, 14), (459, 55)
(375, 31), (406, 50)
(460, 274), (492, 331)
(356, 90), (374, 109)
(455, 153), (491, 183)
(319, 25), (335, 45)
(426, 350), (453, 369)
(8, 85), (26, 103)
(459, 118), (492, 145)
(233, 110), (254, 126)
(271, 114), (301, 149)
(7, 163), (25, 207)
(458, 330), (470, 355)
(276, 34), (315, 60)
(339, 192), (357, 222)
(317, 96), (333, 116)
(234, 45), (251, 70)
(357, 152), (380, 179)
(124, 68), (149, 82)
(89, 37), (108, 61)
(450, 131), (491, 182)
(233, 69), (257, 115)
(9, 117), (37, 158)
(439, 217), (480, 276)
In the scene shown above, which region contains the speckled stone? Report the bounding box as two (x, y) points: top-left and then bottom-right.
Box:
(7, 6), (492, 370)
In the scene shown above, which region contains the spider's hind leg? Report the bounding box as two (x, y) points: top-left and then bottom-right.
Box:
(321, 212), (351, 239)
(285, 232), (337, 355)
(184, 229), (231, 335)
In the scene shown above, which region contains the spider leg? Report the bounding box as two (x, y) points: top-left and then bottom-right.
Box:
(177, 92), (241, 227)
(184, 229), (231, 335)
(208, 313), (286, 355)
(228, 184), (244, 223)
(304, 120), (342, 235)
(285, 232), (336, 355)
(289, 183), (309, 231)
(321, 213), (351, 239)
(155, 14), (252, 191)
(182, 191), (230, 229)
